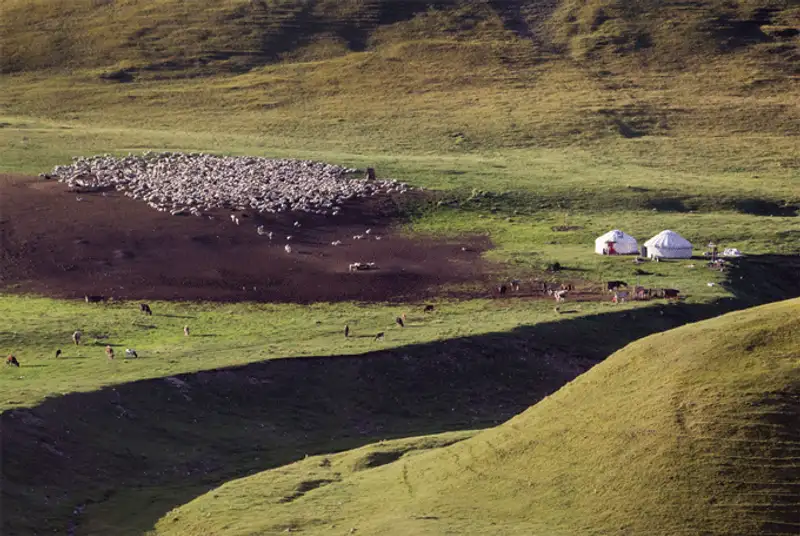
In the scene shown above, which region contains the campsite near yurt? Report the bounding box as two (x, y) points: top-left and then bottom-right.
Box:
(2, 1), (799, 534)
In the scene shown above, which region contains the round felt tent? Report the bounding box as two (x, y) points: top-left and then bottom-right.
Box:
(643, 230), (693, 259)
(594, 230), (639, 255)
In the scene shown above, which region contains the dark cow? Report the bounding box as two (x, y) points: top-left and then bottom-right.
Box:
(423, 304), (435, 313)
(85, 295), (106, 303)
(140, 303), (153, 315)
(663, 288), (680, 300)
(606, 281), (628, 292)
(498, 284), (508, 295)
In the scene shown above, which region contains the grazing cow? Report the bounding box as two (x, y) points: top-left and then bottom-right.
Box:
(105, 345), (114, 360)
(498, 284), (508, 295)
(374, 332), (385, 341)
(423, 304), (435, 313)
(511, 279), (521, 291)
(72, 330), (82, 345)
(396, 317), (404, 328)
(606, 281), (628, 292)
(125, 348), (138, 358)
(85, 295), (106, 303)
(6, 354), (20, 367)
(184, 325), (190, 337)
(554, 290), (568, 302)
(344, 325), (350, 338)
(663, 288), (680, 300)
(140, 303), (153, 315)
(55, 349), (62, 358)
(612, 291), (629, 304)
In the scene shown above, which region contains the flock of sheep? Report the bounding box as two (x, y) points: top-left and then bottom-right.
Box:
(45, 152), (413, 217)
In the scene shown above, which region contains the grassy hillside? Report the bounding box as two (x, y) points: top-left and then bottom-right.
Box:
(155, 297), (800, 535)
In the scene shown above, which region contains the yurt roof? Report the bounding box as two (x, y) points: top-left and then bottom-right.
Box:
(596, 229), (637, 244)
(643, 230), (692, 249)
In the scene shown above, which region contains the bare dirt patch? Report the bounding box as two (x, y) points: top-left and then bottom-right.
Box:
(1, 174), (498, 303)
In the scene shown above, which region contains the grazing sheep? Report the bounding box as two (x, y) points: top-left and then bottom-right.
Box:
(125, 348), (138, 358)
(331, 240), (342, 246)
(55, 349), (62, 358)
(293, 221), (301, 228)
(105, 345), (114, 360)
(349, 262), (377, 272)
(184, 325), (190, 337)
(72, 330), (82, 345)
(140, 303), (152, 315)
(374, 332), (385, 341)
(6, 354), (20, 367)
(353, 235), (365, 240)
(285, 235), (293, 241)
(285, 244), (293, 254)
(257, 225), (267, 236)
(365, 229), (372, 235)
(396, 317), (404, 328)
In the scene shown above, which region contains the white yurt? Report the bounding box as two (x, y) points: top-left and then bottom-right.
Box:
(594, 229), (639, 255)
(643, 230), (693, 259)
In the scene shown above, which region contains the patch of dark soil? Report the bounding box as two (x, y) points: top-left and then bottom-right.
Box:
(551, 225), (584, 232)
(722, 254), (800, 304)
(734, 198), (798, 217)
(352, 450), (404, 471)
(0, 175), (497, 303)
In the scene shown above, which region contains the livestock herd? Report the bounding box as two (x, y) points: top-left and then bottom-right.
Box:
(44, 152), (414, 217)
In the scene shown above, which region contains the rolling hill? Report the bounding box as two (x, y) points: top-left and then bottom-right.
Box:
(155, 297), (800, 535)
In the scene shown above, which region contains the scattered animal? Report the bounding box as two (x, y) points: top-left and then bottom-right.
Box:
(344, 325), (350, 338)
(75, 196), (84, 202)
(105, 345), (114, 360)
(72, 330), (82, 345)
(511, 279), (521, 291)
(55, 349), (62, 358)
(606, 281), (628, 292)
(396, 316), (404, 328)
(184, 325), (190, 337)
(365, 229), (372, 235)
(85, 295), (106, 303)
(374, 332), (385, 341)
(6, 354), (20, 367)
(331, 240), (342, 246)
(554, 290), (568, 302)
(285, 235), (293, 241)
(257, 225), (267, 236)
(663, 288), (680, 300)
(498, 284), (508, 295)
(140, 303), (152, 315)
(353, 235), (365, 240)
(293, 221), (301, 228)
(285, 245), (293, 254)
(230, 214), (240, 225)
(423, 304), (435, 313)
(349, 262), (377, 272)
(374, 236), (382, 241)
(125, 348), (138, 358)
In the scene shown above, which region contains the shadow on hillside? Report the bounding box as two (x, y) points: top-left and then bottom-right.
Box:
(2, 295), (763, 535)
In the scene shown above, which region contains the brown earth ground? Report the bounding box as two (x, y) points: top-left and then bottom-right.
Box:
(0, 174), (597, 303)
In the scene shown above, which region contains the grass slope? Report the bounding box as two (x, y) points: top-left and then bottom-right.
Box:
(156, 297), (800, 535)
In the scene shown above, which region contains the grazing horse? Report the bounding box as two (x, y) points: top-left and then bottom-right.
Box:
(423, 305), (435, 313)
(6, 354), (20, 367)
(105, 346), (114, 360)
(140, 303), (153, 315)
(395, 317), (404, 328)
(374, 332), (385, 341)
